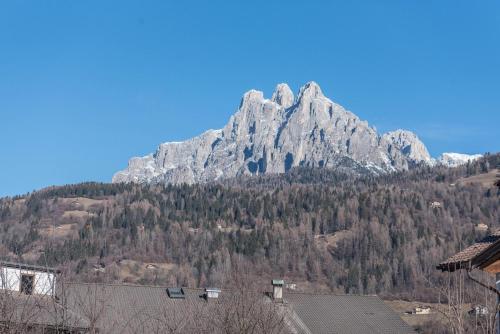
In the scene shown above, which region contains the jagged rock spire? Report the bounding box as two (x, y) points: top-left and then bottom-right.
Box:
(271, 83), (294, 108)
(297, 81), (324, 101)
(239, 89), (264, 109)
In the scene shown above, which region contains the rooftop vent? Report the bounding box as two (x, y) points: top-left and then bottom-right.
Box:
(272, 279), (284, 286)
(167, 287), (185, 299)
(272, 279), (284, 300)
(205, 288), (221, 299)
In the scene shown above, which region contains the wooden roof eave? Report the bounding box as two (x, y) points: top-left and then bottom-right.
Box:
(474, 240), (500, 271)
(436, 260), (472, 272)
(437, 236), (500, 273)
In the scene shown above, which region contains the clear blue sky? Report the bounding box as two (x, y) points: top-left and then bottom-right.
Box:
(1, 1), (499, 197)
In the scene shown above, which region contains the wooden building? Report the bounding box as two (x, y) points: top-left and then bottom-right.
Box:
(437, 231), (500, 273)
(438, 230), (500, 333)
(437, 230), (500, 298)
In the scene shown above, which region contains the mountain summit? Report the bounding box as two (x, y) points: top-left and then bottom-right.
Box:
(113, 82), (480, 184)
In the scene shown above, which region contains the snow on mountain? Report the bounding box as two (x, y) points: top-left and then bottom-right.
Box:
(112, 82), (481, 185)
(437, 152), (483, 167)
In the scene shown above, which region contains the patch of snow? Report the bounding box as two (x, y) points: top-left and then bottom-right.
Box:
(437, 152), (482, 167)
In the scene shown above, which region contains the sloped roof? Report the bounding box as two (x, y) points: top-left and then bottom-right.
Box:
(284, 293), (416, 334)
(0, 292), (89, 330)
(59, 283), (210, 334)
(437, 231), (500, 272)
(57, 283), (415, 334)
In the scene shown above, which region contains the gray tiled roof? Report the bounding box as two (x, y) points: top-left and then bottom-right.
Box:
(56, 283), (414, 334)
(284, 293), (416, 334)
(60, 283), (210, 334)
(0, 291), (90, 330)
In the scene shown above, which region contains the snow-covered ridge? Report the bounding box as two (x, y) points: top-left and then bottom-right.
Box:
(112, 82), (481, 185)
(436, 152), (483, 167)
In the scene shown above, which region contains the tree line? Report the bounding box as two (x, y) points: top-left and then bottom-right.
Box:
(0, 154), (498, 302)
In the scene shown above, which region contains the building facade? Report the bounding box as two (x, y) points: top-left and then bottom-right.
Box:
(0, 262), (57, 296)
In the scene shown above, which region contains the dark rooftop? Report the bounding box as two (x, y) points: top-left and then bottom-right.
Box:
(59, 283), (210, 334)
(56, 283), (415, 334)
(285, 293), (416, 334)
(0, 292), (89, 330)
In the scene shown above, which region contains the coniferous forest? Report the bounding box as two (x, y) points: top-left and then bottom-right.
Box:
(0, 154), (498, 302)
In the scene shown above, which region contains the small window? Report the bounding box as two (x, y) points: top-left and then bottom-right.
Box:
(167, 287), (185, 299)
(20, 274), (34, 295)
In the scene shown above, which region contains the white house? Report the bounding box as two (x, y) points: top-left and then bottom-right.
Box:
(0, 262), (58, 296)
(430, 201), (442, 209)
(415, 306), (431, 315)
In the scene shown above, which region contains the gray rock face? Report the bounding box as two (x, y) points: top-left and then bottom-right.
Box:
(271, 83), (294, 109)
(382, 130), (431, 165)
(113, 82), (443, 185)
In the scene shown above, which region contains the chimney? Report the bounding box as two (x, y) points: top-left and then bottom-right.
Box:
(272, 279), (284, 300)
(205, 288), (221, 299)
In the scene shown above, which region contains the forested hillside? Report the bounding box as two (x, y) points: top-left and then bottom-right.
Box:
(0, 154), (498, 301)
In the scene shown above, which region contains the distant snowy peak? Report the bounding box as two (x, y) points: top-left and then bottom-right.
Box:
(437, 152), (483, 167)
(112, 81), (482, 185)
(381, 131), (483, 168)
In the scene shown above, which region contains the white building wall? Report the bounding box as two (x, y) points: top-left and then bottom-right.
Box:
(0, 267), (56, 296)
(1, 267), (20, 291)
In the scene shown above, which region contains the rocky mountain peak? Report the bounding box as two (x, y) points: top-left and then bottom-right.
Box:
(112, 81), (481, 185)
(239, 89), (264, 109)
(271, 83), (294, 108)
(383, 129), (431, 164)
(297, 81), (324, 101)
